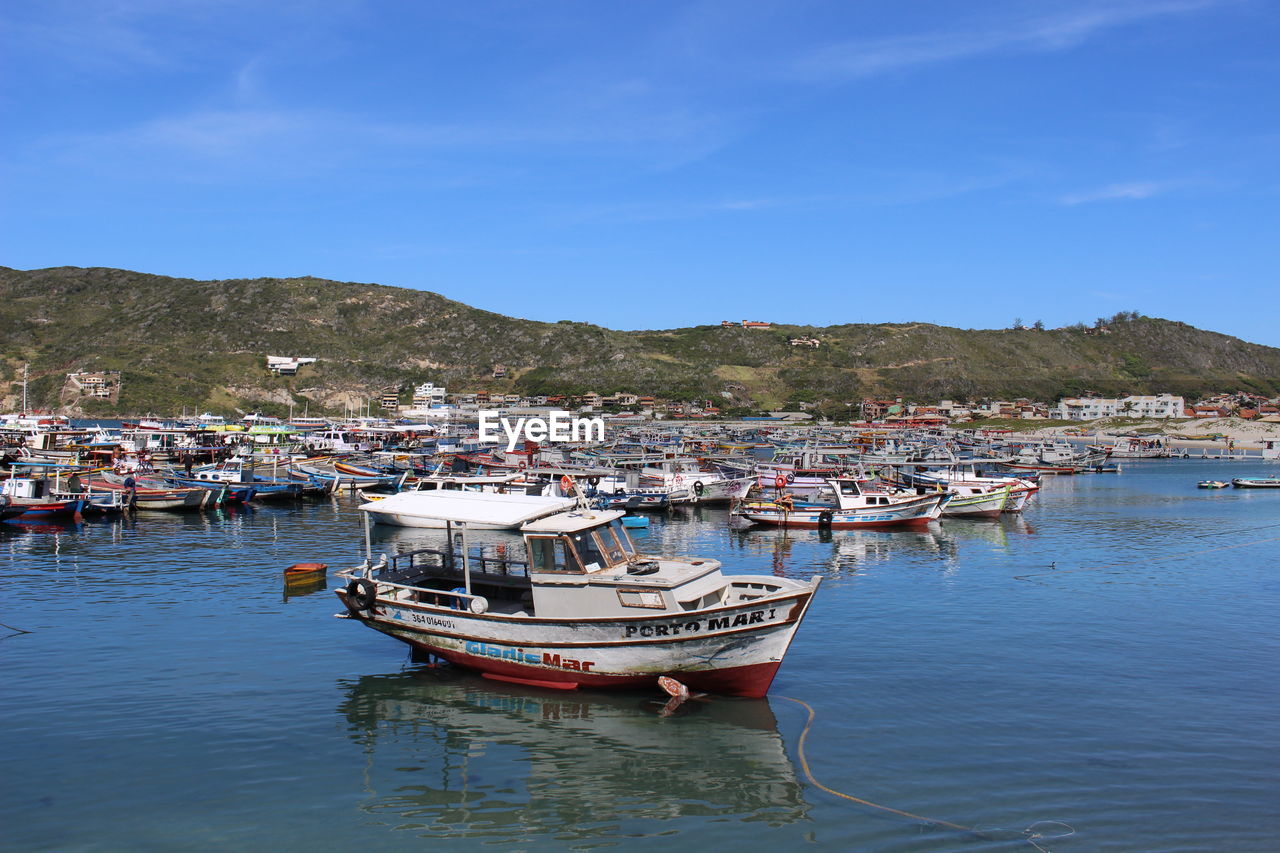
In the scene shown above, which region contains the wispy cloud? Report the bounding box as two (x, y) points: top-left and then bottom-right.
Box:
(796, 0), (1222, 79)
(35, 101), (735, 186)
(1060, 181), (1170, 204)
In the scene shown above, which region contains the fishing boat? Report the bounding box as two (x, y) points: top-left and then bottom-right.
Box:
(1197, 480), (1230, 489)
(285, 562), (328, 583)
(1, 476), (89, 519)
(334, 494), (820, 697)
(169, 459), (307, 500)
(1231, 477), (1280, 488)
(939, 484), (1012, 519)
(734, 477), (947, 529)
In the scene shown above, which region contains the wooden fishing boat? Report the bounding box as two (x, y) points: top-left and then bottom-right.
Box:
(1197, 480), (1230, 489)
(1, 475), (88, 518)
(939, 484), (1012, 519)
(335, 495), (820, 697)
(6, 496), (88, 519)
(734, 477), (947, 529)
(285, 562), (328, 582)
(92, 475), (221, 510)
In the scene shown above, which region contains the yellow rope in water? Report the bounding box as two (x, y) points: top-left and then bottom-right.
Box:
(777, 695), (1075, 851)
(777, 695), (980, 834)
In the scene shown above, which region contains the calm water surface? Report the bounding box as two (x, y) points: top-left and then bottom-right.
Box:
(3, 460), (1278, 851)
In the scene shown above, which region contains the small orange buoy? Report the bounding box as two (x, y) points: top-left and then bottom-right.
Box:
(285, 562), (328, 582)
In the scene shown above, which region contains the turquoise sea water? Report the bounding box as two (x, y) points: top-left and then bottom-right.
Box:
(3, 460), (1278, 851)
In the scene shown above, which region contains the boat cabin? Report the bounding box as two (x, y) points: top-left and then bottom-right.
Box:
(819, 477), (899, 509)
(355, 499), (760, 621)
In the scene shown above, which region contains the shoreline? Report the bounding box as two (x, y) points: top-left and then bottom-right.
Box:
(1005, 416), (1280, 450)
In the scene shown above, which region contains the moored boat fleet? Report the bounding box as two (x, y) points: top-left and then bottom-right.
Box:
(6, 413), (1276, 698)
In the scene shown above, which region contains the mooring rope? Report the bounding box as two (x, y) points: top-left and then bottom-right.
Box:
(777, 695), (1075, 851)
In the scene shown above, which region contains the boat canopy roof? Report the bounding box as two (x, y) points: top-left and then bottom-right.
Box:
(358, 490), (575, 526)
(521, 509), (626, 534)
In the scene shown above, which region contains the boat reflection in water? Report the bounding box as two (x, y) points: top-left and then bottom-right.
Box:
(337, 667), (809, 842)
(732, 523), (958, 576)
(941, 513), (1035, 547)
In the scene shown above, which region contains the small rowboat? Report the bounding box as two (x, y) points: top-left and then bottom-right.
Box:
(285, 562), (328, 582)
(1197, 480), (1230, 489)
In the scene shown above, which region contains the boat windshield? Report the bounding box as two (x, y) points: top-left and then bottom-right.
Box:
(598, 519), (636, 563)
(569, 529), (607, 572)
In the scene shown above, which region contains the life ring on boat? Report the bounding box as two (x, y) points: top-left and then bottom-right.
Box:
(774, 475), (787, 490)
(560, 475), (574, 493)
(817, 510), (834, 528)
(693, 480), (705, 497)
(786, 472), (795, 484)
(346, 578), (378, 612)
(518, 461), (527, 470)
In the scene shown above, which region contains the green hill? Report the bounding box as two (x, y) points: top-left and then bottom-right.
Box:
(2, 266), (1277, 416)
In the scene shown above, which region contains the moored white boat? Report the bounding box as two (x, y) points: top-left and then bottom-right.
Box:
(335, 494), (820, 697)
(734, 477), (947, 529)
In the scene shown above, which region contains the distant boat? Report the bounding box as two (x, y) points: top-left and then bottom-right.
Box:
(1232, 477), (1280, 488)
(734, 477), (947, 529)
(1197, 480), (1230, 489)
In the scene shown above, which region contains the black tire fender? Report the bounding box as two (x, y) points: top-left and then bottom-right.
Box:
(346, 578), (378, 611)
(818, 510), (834, 528)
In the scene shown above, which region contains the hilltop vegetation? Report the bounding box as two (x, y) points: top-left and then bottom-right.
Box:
(2, 266), (1278, 416)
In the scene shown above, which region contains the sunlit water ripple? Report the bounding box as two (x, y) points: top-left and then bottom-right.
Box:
(2, 459), (1278, 851)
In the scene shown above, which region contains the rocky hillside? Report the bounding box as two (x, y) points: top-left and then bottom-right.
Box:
(2, 266), (1277, 416)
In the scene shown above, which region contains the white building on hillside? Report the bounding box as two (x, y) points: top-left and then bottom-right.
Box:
(1051, 394), (1184, 420)
(411, 382), (447, 408)
(266, 356), (317, 375)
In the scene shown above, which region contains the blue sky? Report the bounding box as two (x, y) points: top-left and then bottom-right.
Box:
(2, 1), (1277, 344)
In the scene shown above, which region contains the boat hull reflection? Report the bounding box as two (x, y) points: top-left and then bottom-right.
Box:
(338, 668), (809, 840)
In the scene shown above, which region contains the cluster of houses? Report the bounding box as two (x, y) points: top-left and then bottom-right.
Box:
(859, 393), (1280, 425)
(370, 381), (1280, 425)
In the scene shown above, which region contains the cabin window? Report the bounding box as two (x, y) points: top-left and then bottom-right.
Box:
(617, 588), (665, 609)
(606, 519), (636, 556)
(839, 482), (860, 496)
(527, 536), (576, 573)
(592, 523), (629, 566)
(568, 530), (607, 572)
